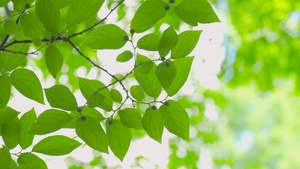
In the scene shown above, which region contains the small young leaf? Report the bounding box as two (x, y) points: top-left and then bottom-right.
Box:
(156, 60), (177, 91)
(116, 51), (133, 63)
(75, 116), (109, 153)
(45, 85), (78, 111)
(20, 108), (37, 149)
(17, 153), (47, 169)
(20, 11), (45, 38)
(36, 0), (61, 34)
(142, 107), (164, 143)
(118, 108), (143, 129)
(78, 77), (113, 111)
(167, 57), (194, 96)
(0, 107), (20, 124)
(80, 24), (127, 49)
(110, 89), (122, 103)
(10, 68), (44, 104)
(66, 0), (104, 29)
(171, 30), (201, 59)
(174, 0), (220, 26)
(159, 100), (189, 140)
(0, 146), (11, 169)
(130, 85), (145, 101)
(0, 74), (11, 108)
(32, 135), (81, 156)
(106, 119), (131, 161)
(158, 26), (178, 57)
(137, 33), (161, 51)
(3, 20), (17, 35)
(134, 55), (162, 98)
(45, 45), (64, 78)
(1, 117), (21, 149)
(130, 0), (167, 33)
(29, 109), (73, 135)
(81, 107), (105, 122)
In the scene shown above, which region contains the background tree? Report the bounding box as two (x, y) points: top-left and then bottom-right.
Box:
(0, 0), (221, 168)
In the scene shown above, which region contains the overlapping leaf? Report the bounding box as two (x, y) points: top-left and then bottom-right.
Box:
(142, 106), (164, 143)
(130, 85), (145, 101)
(137, 33), (161, 51)
(156, 60), (177, 91)
(0, 146), (11, 169)
(0, 74), (11, 108)
(45, 45), (64, 78)
(20, 108), (36, 149)
(1, 117), (21, 149)
(17, 153), (47, 169)
(110, 89), (122, 103)
(0, 107), (20, 124)
(158, 26), (178, 57)
(118, 108), (143, 129)
(20, 11), (45, 38)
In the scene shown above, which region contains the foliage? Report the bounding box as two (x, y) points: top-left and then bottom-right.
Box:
(0, 0), (219, 168)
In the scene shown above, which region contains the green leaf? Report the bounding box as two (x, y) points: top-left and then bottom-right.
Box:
(78, 77), (113, 111)
(106, 119), (131, 161)
(167, 57), (194, 96)
(10, 68), (44, 104)
(20, 11), (45, 38)
(1, 34), (30, 71)
(174, 0), (220, 26)
(0, 74), (11, 108)
(11, 159), (18, 169)
(130, 0), (167, 33)
(159, 100), (189, 140)
(75, 116), (108, 153)
(137, 33), (161, 51)
(130, 85), (145, 101)
(66, 0), (104, 29)
(135, 54), (153, 75)
(53, 0), (73, 8)
(81, 24), (127, 49)
(3, 20), (16, 35)
(1, 117), (21, 149)
(32, 135), (81, 156)
(17, 153), (47, 169)
(171, 30), (201, 59)
(36, 0), (61, 34)
(45, 85), (78, 111)
(20, 108), (36, 149)
(110, 89), (122, 103)
(158, 26), (178, 57)
(16, 164), (45, 169)
(0, 107), (20, 124)
(0, 0), (10, 7)
(45, 45), (64, 78)
(0, 146), (11, 169)
(29, 109), (73, 135)
(134, 54), (162, 98)
(81, 107), (105, 122)
(156, 60), (177, 91)
(142, 106), (164, 143)
(12, 0), (34, 12)
(116, 51), (133, 63)
(118, 108), (143, 129)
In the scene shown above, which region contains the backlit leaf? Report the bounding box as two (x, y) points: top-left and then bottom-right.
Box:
(29, 109), (73, 135)
(159, 100), (189, 140)
(0, 74), (11, 108)
(167, 57), (194, 96)
(158, 26), (178, 57)
(66, 0), (104, 29)
(118, 108), (143, 129)
(142, 106), (164, 143)
(0, 146), (11, 169)
(156, 60), (177, 91)
(45, 85), (77, 111)
(81, 107), (105, 122)
(137, 33), (161, 51)
(3, 20), (16, 35)
(110, 89), (122, 103)
(171, 30), (201, 59)
(130, 85), (145, 101)
(10, 68), (44, 104)
(20, 11), (45, 38)
(45, 45), (64, 78)
(0, 107), (20, 124)
(116, 51), (133, 63)
(20, 108), (36, 149)
(75, 116), (108, 153)
(17, 153), (47, 169)
(81, 24), (127, 49)
(36, 0), (61, 34)
(1, 117), (21, 149)
(130, 0), (167, 33)
(32, 135), (81, 156)
(106, 119), (131, 161)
